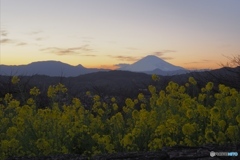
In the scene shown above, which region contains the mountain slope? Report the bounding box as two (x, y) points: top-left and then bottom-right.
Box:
(118, 55), (187, 74)
(0, 61), (108, 77)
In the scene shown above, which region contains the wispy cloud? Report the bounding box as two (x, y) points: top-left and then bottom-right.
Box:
(16, 42), (28, 46)
(202, 59), (212, 62)
(27, 31), (47, 41)
(153, 52), (164, 56)
(114, 63), (130, 68)
(185, 59), (212, 64)
(35, 37), (48, 41)
(0, 38), (28, 47)
(152, 50), (176, 60)
(40, 45), (93, 55)
(0, 30), (8, 37)
(108, 55), (139, 62)
(153, 50), (176, 56)
(0, 30), (32, 47)
(0, 38), (15, 44)
(81, 54), (96, 57)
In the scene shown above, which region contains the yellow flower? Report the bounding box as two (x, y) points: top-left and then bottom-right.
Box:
(132, 128), (141, 137)
(155, 124), (167, 136)
(140, 103), (146, 109)
(92, 133), (100, 141)
(1, 140), (10, 152)
(216, 131), (226, 144)
(30, 87), (41, 96)
(214, 93), (222, 99)
(223, 87), (230, 95)
(188, 77), (197, 85)
(125, 98), (134, 109)
(198, 94), (206, 102)
(1, 139), (20, 155)
(112, 103), (118, 111)
(236, 114), (240, 124)
(8, 99), (20, 109)
(47, 85), (56, 98)
(86, 91), (91, 96)
(123, 106), (129, 113)
(225, 125), (239, 141)
(111, 97), (116, 103)
(134, 99), (138, 104)
(197, 104), (208, 117)
(27, 98), (35, 105)
(165, 119), (178, 134)
(61, 146), (69, 154)
(178, 86), (186, 93)
(137, 93), (145, 101)
(132, 110), (139, 120)
(6, 127), (18, 138)
(182, 123), (195, 136)
(47, 83), (67, 98)
(102, 102), (108, 109)
(56, 83), (67, 93)
(226, 109), (233, 119)
(201, 88), (206, 93)
(35, 138), (52, 155)
(186, 109), (193, 119)
(205, 130), (216, 143)
(148, 138), (163, 150)
(198, 136), (204, 145)
(93, 95), (100, 102)
(11, 76), (20, 84)
(72, 98), (81, 107)
(184, 138), (194, 146)
(97, 109), (104, 116)
(121, 133), (134, 147)
(152, 74), (160, 81)
(206, 82), (214, 91)
(4, 93), (13, 102)
(218, 120), (226, 131)
(218, 84), (225, 92)
(105, 143), (114, 153)
(210, 107), (220, 120)
(148, 85), (156, 94)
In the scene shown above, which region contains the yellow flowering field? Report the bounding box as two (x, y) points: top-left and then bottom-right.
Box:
(0, 75), (239, 159)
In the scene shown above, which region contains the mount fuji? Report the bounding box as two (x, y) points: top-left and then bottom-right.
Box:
(118, 55), (188, 75)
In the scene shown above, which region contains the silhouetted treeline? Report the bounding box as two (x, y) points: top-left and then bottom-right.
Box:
(0, 67), (239, 108)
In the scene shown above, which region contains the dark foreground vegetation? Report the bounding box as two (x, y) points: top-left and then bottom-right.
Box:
(0, 66), (239, 108)
(0, 66), (240, 159)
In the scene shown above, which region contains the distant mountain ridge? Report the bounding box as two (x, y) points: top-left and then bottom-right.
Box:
(0, 61), (109, 77)
(0, 55), (192, 77)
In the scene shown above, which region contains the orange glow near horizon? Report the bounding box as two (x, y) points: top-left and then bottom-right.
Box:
(1, 1), (239, 71)
(0, 52), (230, 71)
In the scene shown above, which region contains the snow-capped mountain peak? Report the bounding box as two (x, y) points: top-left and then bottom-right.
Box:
(119, 55), (185, 72)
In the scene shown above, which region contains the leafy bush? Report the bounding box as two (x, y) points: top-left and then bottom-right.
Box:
(0, 76), (239, 159)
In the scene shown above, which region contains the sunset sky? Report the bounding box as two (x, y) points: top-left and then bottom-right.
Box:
(1, 0), (240, 70)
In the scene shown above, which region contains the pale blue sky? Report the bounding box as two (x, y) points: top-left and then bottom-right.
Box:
(1, 0), (240, 69)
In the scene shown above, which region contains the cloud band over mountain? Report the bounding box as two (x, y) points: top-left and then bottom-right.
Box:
(40, 45), (93, 56)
